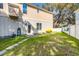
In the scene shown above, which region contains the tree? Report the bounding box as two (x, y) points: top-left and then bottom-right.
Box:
(43, 3), (78, 28)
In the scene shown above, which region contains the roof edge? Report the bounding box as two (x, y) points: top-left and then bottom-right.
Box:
(27, 3), (53, 14)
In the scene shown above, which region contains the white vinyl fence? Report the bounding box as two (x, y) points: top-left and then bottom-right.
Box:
(62, 24), (79, 39)
(53, 28), (62, 32)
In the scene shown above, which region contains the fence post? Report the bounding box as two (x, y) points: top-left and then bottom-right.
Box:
(69, 24), (70, 36)
(75, 24), (76, 38)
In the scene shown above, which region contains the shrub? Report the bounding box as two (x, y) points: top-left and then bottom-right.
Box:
(46, 28), (52, 33)
(12, 33), (16, 38)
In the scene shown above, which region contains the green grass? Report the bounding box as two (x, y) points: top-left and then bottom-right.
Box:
(0, 35), (27, 51)
(3, 32), (79, 56)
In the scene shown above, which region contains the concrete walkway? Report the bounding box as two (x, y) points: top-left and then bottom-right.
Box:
(0, 38), (29, 56)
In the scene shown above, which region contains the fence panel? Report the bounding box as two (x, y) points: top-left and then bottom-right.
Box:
(62, 25), (79, 39)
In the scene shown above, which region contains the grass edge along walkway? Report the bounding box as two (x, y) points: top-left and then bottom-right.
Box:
(0, 33), (53, 56)
(0, 38), (29, 56)
(0, 35), (27, 50)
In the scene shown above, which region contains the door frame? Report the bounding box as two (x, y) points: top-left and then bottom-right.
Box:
(28, 24), (31, 33)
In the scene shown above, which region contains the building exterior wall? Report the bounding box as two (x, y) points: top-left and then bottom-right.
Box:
(0, 3), (53, 37)
(23, 5), (53, 35)
(0, 16), (27, 37)
(26, 6), (53, 21)
(0, 16), (18, 37)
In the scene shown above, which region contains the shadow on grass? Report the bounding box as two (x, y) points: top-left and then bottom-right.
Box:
(3, 32), (79, 56)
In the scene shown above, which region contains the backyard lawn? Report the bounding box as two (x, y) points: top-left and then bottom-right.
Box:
(2, 32), (79, 56)
(0, 35), (27, 51)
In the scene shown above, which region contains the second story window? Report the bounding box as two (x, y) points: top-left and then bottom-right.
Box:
(0, 3), (3, 9)
(23, 3), (27, 14)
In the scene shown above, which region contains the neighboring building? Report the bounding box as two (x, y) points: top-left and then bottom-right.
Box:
(0, 3), (53, 37)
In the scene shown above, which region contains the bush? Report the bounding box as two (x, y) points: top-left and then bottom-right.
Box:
(12, 33), (16, 38)
(46, 28), (52, 33)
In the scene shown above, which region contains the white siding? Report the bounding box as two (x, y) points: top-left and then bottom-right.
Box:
(25, 19), (53, 35)
(0, 16), (19, 36)
(0, 16), (30, 37)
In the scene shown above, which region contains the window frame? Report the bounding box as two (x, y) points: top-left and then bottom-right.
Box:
(36, 23), (42, 30)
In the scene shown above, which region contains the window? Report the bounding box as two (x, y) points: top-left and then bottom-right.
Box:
(23, 3), (27, 13)
(0, 3), (3, 9)
(37, 23), (42, 30)
(40, 23), (42, 30)
(37, 23), (39, 30)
